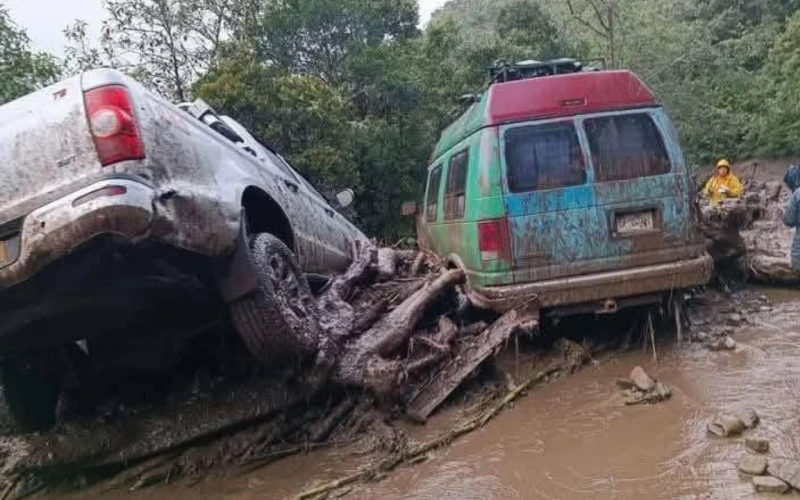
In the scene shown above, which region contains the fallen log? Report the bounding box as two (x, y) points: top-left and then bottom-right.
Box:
(331, 269), (466, 396)
(406, 302), (539, 423)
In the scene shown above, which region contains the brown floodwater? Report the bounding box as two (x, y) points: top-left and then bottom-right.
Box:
(56, 289), (800, 500)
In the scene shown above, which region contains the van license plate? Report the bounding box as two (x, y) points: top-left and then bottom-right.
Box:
(616, 211), (655, 235)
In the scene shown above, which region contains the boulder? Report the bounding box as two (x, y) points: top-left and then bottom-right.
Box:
(753, 476), (790, 494)
(767, 458), (800, 490)
(629, 366), (656, 392)
(724, 337), (738, 350)
(745, 437), (770, 454)
(738, 455), (768, 475)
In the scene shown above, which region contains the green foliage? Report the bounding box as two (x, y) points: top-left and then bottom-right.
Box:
(0, 5), (60, 105)
(751, 10), (800, 156)
(22, 0), (800, 236)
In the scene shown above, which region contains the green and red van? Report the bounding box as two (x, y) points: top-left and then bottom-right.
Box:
(416, 60), (712, 315)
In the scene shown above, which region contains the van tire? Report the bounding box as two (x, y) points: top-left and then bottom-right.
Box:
(230, 233), (320, 364)
(1, 351), (61, 432)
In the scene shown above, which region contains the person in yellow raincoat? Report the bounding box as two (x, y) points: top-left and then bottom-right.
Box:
(704, 159), (743, 204)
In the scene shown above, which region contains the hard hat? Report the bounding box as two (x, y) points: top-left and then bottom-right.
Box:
(716, 159), (731, 169)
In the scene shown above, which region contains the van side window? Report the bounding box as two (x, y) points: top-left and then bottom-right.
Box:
(584, 114), (671, 182)
(426, 166), (442, 222)
(505, 123), (586, 193)
(444, 150), (469, 220)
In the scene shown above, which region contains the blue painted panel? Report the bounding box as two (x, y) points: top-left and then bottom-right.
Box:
(500, 108), (694, 283)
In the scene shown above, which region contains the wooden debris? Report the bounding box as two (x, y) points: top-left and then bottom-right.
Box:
(406, 303), (539, 423)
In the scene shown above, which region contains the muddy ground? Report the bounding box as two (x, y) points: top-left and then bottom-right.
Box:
(27, 285), (792, 500)
(16, 284), (789, 500)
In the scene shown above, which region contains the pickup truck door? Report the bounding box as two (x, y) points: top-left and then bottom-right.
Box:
(220, 118), (352, 273)
(267, 152), (353, 273)
(219, 118), (323, 271)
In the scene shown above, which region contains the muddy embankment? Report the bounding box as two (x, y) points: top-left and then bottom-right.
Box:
(700, 171), (800, 285)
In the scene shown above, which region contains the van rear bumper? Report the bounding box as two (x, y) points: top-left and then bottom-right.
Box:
(468, 255), (713, 313)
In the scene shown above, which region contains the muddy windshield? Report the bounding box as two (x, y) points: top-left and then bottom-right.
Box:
(584, 113), (671, 182)
(504, 122), (586, 192)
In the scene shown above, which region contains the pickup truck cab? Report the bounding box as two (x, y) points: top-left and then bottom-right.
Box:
(417, 59), (712, 315)
(0, 69), (366, 430)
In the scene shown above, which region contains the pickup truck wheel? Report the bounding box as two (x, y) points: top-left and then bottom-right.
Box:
(230, 233), (320, 364)
(1, 351), (61, 432)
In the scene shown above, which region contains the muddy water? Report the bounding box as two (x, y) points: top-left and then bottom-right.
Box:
(57, 290), (800, 500)
(333, 297), (800, 500)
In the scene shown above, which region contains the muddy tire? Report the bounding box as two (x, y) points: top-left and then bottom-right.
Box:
(230, 233), (320, 364)
(1, 351), (61, 432)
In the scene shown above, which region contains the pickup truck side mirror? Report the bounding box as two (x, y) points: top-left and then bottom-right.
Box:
(336, 188), (355, 208)
(401, 201), (417, 216)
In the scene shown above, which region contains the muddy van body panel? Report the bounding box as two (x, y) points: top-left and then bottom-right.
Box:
(502, 108), (698, 283)
(425, 129), (514, 288)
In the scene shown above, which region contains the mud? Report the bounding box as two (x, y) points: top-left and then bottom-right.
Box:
(35, 286), (800, 500)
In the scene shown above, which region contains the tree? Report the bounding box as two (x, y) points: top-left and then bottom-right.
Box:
(0, 5), (60, 105)
(254, 0), (419, 85)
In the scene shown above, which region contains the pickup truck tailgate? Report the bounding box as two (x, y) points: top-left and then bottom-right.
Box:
(0, 75), (100, 222)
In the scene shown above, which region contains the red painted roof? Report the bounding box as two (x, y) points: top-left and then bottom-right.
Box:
(486, 70), (658, 125)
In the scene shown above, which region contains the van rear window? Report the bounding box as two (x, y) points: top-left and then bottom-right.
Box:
(505, 123), (586, 192)
(584, 114), (671, 182)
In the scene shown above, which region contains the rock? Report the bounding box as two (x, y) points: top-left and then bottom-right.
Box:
(629, 366), (655, 392)
(734, 407), (760, 429)
(723, 337), (737, 350)
(722, 326), (735, 335)
(623, 381), (673, 406)
(708, 415), (745, 437)
(753, 476), (790, 494)
(759, 306), (773, 313)
(767, 458), (800, 490)
(738, 455), (768, 475)
(758, 294), (769, 302)
(728, 313), (744, 326)
(745, 437), (770, 454)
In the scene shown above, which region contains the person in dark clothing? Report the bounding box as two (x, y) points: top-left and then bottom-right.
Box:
(782, 164), (800, 271)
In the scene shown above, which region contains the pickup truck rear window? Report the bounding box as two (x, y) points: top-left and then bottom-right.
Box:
(426, 166), (442, 222)
(505, 122), (586, 192)
(584, 113), (671, 182)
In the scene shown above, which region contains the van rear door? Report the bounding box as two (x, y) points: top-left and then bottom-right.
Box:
(502, 108), (699, 287)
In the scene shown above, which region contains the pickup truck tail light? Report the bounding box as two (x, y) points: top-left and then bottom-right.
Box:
(83, 85), (145, 167)
(478, 218), (510, 261)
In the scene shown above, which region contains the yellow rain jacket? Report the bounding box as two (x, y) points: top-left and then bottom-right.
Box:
(704, 164), (743, 204)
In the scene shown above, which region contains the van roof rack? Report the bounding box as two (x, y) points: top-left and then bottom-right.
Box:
(489, 58), (584, 84)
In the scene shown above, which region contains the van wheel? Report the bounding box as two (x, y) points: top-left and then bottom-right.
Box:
(1, 350), (61, 432)
(230, 233), (320, 364)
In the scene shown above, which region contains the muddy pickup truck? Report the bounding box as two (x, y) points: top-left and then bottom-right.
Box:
(0, 69), (366, 430)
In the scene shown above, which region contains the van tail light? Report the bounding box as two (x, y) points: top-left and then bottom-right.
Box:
(83, 85), (145, 167)
(478, 218), (510, 261)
